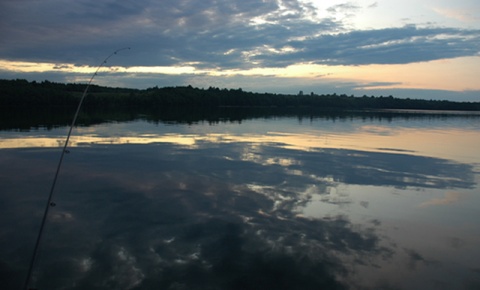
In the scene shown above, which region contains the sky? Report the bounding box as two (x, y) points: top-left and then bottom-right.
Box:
(1, 0), (479, 101)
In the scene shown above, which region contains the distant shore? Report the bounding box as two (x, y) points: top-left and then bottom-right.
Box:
(1, 79), (479, 111)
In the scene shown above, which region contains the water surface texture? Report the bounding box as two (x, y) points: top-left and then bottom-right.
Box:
(1, 111), (479, 289)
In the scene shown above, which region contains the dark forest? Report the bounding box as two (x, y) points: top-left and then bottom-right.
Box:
(1, 79), (479, 111)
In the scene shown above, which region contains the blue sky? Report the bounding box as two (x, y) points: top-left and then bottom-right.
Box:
(1, 0), (479, 100)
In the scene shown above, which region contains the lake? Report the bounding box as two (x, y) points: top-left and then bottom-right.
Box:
(1, 109), (479, 289)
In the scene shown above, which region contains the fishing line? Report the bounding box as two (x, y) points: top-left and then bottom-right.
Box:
(23, 47), (130, 290)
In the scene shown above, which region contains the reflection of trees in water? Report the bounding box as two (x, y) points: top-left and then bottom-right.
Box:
(2, 104), (480, 131)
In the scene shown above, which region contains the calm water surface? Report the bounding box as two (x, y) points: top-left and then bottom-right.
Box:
(1, 111), (479, 289)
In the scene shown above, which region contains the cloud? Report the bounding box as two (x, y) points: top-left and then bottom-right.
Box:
(403, 248), (438, 270)
(256, 25), (480, 66)
(1, 0), (479, 70)
(326, 3), (361, 14)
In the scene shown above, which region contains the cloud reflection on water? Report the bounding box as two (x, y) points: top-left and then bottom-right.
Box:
(2, 125), (479, 165)
(418, 191), (464, 208)
(0, 119), (479, 289)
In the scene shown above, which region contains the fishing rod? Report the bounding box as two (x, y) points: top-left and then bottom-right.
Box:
(23, 47), (130, 290)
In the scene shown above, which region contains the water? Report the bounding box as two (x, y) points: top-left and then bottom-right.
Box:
(1, 110), (479, 289)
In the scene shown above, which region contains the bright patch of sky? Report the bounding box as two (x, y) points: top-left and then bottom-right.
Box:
(304, 0), (480, 30)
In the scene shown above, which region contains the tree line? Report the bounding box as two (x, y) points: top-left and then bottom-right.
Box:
(1, 79), (479, 111)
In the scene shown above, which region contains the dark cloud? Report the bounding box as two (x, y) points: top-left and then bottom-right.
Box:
(1, 0), (478, 69)
(403, 248), (438, 270)
(256, 25), (480, 66)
